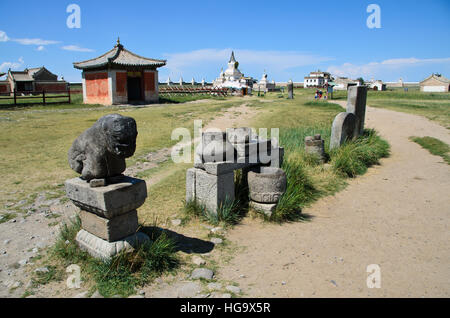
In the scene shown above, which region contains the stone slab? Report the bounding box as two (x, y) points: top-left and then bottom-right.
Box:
(203, 161), (258, 176)
(75, 229), (150, 260)
(330, 112), (357, 150)
(65, 176), (147, 219)
(200, 147), (284, 176)
(250, 201), (277, 217)
(79, 210), (138, 242)
(346, 86), (367, 136)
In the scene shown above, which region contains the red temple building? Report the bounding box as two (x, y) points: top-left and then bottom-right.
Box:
(0, 67), (67, 95)
(73, 39), (166, 105)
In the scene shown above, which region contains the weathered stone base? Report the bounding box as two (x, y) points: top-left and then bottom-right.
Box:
(305, 135), (326, 162)
(76, 229), (150, 260)
(79, 210), (138, 242)
(65, 176), (147, 219)
(250, 201), (277, 217)
(186, 168), (235, 214)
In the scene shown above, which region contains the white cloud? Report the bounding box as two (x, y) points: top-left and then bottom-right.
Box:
(0, 30), (9, 42)
(0, 30), (59, 48)
(0, 57), (24, 72)
(161, 48), (333, 80)
(61, 45), (94, 52)
(12, 38), (60, 46)
(36, 46), (45, 51)
(327, 57), (450, 79)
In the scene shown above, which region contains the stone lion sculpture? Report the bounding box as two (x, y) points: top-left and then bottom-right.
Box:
(68, 114), (138, 181)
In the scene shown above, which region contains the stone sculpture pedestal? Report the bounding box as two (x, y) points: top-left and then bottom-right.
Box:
(65, 176), (150, 259)
(305, 134), (326, 162)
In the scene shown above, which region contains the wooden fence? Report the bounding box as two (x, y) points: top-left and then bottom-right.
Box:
(159, 86), (229, 97)
(0, 89), (71, 106)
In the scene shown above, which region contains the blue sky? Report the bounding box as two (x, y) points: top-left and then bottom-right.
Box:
(1, 0), (449, 83)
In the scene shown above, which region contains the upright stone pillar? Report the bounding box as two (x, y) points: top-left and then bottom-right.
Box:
(287, 81), (294, 99)
(346, 86), (367, 136)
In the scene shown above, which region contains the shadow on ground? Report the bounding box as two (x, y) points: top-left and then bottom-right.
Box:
(141, 226), (215, 254)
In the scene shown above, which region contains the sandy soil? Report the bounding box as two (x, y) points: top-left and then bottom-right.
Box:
(215, 104), (450, 298)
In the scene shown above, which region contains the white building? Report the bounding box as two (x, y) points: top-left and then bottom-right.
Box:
(420, 74), (450, 92)
(304, 70), (331, 88)
(368, 80), (386, 91)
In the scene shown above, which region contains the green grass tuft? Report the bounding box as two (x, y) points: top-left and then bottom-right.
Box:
(410, 136), (450, 164)
(31, 266), (63, 288)
(92, 232), (179, 298)
(0, 212), (17, 224)
(50, 216), (179, 298)
(270, 158), (317, 223)
(330, 129), (390, 177)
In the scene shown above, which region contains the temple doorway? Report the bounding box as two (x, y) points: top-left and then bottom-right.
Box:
(127, 72), (142, 102)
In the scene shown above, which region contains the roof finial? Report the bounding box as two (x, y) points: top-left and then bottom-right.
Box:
(229, 51), (236, 63)
(117, 37), (120, 46)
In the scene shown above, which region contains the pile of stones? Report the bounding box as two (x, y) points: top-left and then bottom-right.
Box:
(186, 127), (285, 215)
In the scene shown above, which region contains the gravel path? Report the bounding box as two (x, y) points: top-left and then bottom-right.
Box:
(216, 104), (450, 297)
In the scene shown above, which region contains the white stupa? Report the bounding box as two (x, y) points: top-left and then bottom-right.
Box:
(254, 70), (275, 91)
(213, 51), (253, 89)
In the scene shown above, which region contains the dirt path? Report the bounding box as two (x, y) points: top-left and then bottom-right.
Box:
(216, 104), (450, 298)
